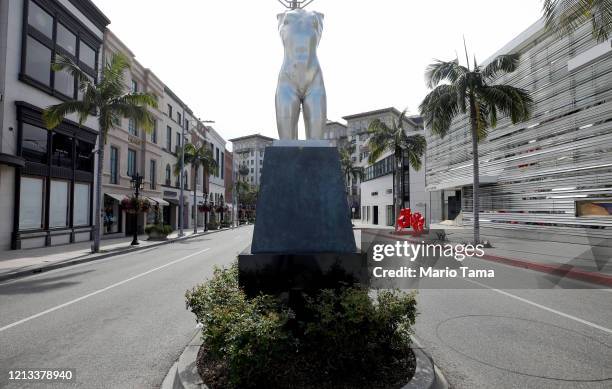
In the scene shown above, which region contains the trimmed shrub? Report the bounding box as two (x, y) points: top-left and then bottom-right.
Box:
(185, 264), (292, 387)
(144, 224), (173, 235)
(186, 264), (418, 388)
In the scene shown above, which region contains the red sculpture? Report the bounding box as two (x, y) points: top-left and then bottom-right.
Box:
(396, 208), (425, 234)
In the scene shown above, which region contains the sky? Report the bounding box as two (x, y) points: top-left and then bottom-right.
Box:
(92, 0), (544, 147)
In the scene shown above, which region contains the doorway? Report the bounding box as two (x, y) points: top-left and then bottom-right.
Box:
(373, 206), (379, 225)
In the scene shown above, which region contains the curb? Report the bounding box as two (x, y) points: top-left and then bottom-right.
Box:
(480, 253), (612, 287)
(359, 229), (612, 288)
(0, 226), (248, 283)
(162, 332), (447, 389)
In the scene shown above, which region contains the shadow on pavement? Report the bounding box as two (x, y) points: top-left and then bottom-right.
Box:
(0, 270), (95, 295)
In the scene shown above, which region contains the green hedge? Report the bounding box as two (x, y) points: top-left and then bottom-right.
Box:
(185, 263), (417, 388)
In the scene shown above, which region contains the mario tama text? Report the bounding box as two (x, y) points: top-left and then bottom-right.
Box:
(370, 241), (495, 280)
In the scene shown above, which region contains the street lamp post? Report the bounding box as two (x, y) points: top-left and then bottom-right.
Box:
(130, 172), (144, 246)
(203, 193), (208, 231)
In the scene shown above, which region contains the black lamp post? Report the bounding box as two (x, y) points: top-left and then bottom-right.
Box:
(130, 172), (144, 246)
(219, 195), (224, 222)
(203, 193), (208, 232)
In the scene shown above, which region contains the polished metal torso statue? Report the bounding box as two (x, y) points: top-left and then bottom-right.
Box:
(275, 7), (327, 140)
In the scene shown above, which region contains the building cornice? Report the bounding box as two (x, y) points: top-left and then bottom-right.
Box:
(67, 0), (110, 32)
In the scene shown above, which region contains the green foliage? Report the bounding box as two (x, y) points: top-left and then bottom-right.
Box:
(144, 224), (173, 235)
(185, 264), (292, 387)
(367, 111), (427, 170)
(339, 144), (364, 186)
(185, 264), (418, 388)
(220, 221), (232, 228)
(208, 210), (218, 230)
(43, 52), (157, 140)
(301, 288), (418, 376)
(543, 0), (612, 43)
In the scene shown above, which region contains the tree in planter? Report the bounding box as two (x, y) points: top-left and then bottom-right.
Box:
(419, 53), (532, 243)
(542, 0), (612, 43)
(367, 110), (426, 226)
(339, 144), (364, 219)
(43, 53), (157, 253)
(175, 142), (217, 233)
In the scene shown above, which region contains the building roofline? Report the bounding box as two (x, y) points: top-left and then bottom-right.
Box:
(481, 19), (546, 66)
(342, 107), (402, 120)
(163, 86), (194, 115)
(68, 0), (110, 31)
(343, 107), (420, 127)
(326, 120), (347, 128)
(229, 133), (276, 143)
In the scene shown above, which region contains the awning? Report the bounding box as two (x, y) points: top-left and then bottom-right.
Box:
(0, 153), (25, 168)
(426, 175), (498, 191)
(165, 198), (180, 205)
(147, 197), (169, 206)
(105, 193), (127, 202)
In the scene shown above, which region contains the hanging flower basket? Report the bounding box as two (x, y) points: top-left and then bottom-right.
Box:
(121, 197), (151, 214)
(198, 204), (210, 213)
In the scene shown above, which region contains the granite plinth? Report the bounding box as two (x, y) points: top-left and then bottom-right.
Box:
(238, 249), (368, 298)
(251, 145), (356, 254)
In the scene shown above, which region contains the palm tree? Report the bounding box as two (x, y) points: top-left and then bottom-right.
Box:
(175, 142), (217, 233)
(339, 144), (364, 218)
(419, 54), (533, 243)
(367, 110), (427, 225)
(543, 0), (612, 43)
(43, 53), (157, 253)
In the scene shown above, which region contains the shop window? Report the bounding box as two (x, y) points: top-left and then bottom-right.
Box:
(110, 146), (119, 184)
(56, 23), (76, 55)
(19, 176), (44, 230)
(49, 180), (69, 228)
(76, 140), (94, 172)
(28, 1), (53, 38)
(576, 200), (612, 217)
(79, 41), (96, 70)
(25, 36), (52, 86)
(51, 133), (73, 168)
(21, 123), (48, 164)
(73, 183), (90, 226)
(22, 0), (98, 97)
(127, 149), (136, 177)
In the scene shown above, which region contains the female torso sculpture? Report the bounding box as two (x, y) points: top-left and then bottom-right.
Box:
(275, 9), (327, 140)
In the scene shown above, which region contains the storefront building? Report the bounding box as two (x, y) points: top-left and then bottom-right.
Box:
(0, 0), (109, 250)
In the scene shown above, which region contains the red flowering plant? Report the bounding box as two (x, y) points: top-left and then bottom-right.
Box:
(120, 196), (151, 214)
(198, 204), (210, 213)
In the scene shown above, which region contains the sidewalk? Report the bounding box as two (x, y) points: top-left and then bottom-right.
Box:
(355, 221), (612, 285)
(0, 227), (240, 282)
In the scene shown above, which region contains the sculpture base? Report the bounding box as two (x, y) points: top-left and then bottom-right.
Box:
(238, 249), (368, 298)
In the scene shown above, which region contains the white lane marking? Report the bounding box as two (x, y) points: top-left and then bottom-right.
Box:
(465, 279), (612, 335)
(0, 248), (210, 333)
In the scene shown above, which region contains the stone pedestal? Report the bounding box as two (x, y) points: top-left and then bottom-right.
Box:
(238, 141), (368, 297)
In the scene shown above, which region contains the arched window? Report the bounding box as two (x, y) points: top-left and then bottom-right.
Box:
(165, 164), (171, 186)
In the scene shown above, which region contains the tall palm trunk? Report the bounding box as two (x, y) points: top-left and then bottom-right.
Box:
(203, 167), (208, 230)
(469, 99), (481, 244)
(92, 137), (104, 253)
(394, 152), (402, 227)
(193, 166), (198, 234)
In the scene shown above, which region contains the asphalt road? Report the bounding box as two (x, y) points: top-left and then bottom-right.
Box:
(0, 226), (253, 389)
(1, 226), (611, 389)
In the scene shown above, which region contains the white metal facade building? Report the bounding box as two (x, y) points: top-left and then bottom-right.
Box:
(426, 20), (612, 241)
